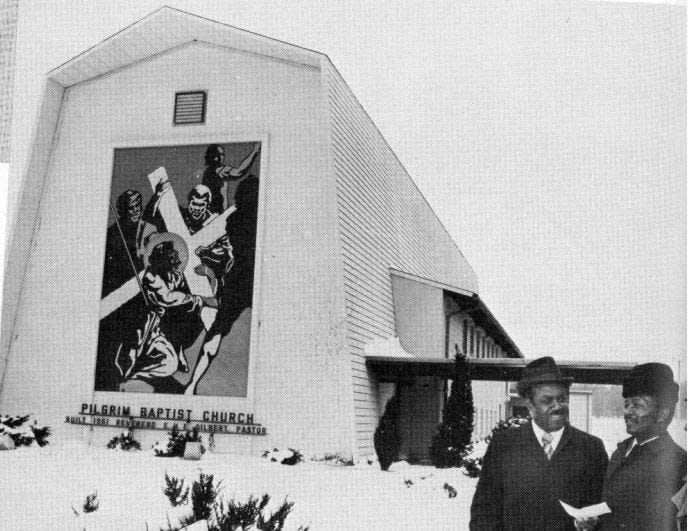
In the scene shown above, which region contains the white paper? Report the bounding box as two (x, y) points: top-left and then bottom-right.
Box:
(559, 500), (612, 519)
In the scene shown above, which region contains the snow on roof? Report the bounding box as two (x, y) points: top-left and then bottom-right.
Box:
(47, 6), (324, 87)
(364, 336), (416, 359)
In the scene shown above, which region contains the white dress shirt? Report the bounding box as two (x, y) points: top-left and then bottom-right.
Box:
(532, 421), (565, 454)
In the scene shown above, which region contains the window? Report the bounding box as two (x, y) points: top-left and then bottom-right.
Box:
(462, 319), (468, 355)
(173, 91), (207, 124)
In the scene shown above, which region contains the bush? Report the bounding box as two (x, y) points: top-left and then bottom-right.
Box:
(213, 494), (296, 531)
(82, 492), (99, 513)
(163, 472), (189, 507)
(0, 414), (51, 447)
(374, 394), (400, 471)
(462, 456), (483, 478)
(158, 471), (308, 531)
(461, 416), (529, 477)
(443, 483), (458, 498)
(313, 452), (354, 466)
(262, 448), (303, 465)
(191, 473), (221, 522)
(107, 430), (141, 451)
(154, 425), (205, 457)
(430, 352), (474, 467)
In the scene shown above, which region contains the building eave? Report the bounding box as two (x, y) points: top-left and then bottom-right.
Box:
(47, 6), (325, 88)
(366, 356), (634, 385)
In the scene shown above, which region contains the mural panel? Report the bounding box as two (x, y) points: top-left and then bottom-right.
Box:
(95, 142), (261, 396)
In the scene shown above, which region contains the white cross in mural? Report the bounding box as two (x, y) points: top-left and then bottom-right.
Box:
(99, 167), (234, 329)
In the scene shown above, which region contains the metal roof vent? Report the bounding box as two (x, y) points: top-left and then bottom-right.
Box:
(173, 91), (206, 125)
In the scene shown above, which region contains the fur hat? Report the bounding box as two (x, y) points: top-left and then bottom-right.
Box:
(517, 356), (573, 398)
(622, 363), (679, 407)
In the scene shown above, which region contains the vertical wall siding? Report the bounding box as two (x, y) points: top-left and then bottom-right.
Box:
(326, 62), (478, 457)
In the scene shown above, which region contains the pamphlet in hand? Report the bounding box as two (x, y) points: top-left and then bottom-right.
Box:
(559, 500), (611, 519)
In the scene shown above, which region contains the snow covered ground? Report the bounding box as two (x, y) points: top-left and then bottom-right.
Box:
(0, 440), (475, 530)
(3, 417), (684, 530)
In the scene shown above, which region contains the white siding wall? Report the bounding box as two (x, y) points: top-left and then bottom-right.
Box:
(325, 61), (478, 457)
(0, 43), (354, 458)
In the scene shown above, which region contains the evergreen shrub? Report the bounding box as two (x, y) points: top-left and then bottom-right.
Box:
(373, 393), (400, 471)
(430, 352), (474, 467)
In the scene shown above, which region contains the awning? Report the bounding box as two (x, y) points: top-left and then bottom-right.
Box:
(366, 356), (635, 385)
(445, 292), (523, 358)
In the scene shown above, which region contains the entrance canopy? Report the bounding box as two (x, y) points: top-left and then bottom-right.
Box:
(366, 356), (635, 385)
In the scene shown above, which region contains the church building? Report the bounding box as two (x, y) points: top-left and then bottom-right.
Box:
(0, 7), (520, 462)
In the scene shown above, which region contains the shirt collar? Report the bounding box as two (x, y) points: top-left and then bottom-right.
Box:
(625, 435), (661, 457)
(531, 420), (565, 451)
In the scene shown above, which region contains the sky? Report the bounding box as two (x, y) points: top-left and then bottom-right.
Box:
(4, 0), (686, 372)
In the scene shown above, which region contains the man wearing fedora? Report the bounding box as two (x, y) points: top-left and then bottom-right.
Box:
(575, 363), (686, 531)
(471, 356), (609, 530)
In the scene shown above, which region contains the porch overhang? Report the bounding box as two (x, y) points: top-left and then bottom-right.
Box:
(366, 356), (635, 385)
(445, 292), (523, 358)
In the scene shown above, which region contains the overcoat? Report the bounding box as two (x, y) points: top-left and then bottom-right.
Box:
(470, 422), (609, 530)
(600, 431), (686, 531)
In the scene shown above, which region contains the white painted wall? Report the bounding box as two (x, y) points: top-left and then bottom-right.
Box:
(326, 60), (479, 457)
(0, 42), (353, 458)
(390, 275), (445, 359)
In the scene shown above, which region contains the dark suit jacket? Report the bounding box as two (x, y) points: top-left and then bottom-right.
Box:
(600, 431), (686, 531)
(470, 422), (609, 530)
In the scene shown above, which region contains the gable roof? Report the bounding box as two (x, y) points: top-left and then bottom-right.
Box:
(47, 6), (324, 87)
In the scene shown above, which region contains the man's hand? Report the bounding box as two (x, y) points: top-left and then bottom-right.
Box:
(201, 296), (218, 308)
(574, 517), (599, 530)
(216, 165), (232, 179)
(154, 179), (172, 197)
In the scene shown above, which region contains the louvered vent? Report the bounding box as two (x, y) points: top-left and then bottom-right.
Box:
(173, 91), (207, 124)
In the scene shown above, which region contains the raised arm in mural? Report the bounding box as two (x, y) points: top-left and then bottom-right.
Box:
(202, 143), (261, 214)
(184, 175), (259, 395)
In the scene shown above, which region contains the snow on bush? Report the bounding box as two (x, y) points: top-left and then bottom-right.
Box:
(154, 425), (205, 458)
(311, 452), (354, 467)
(107, 430), (141, 451)
(0, 414), (51, 448)
(262, 448), (303, 465)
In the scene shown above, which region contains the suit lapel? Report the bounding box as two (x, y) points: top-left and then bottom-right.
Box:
(606, 437), (633, 479)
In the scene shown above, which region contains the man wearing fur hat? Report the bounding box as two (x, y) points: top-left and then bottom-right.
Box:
(471, 356), (609, 530)
(577, 363), (686, 531)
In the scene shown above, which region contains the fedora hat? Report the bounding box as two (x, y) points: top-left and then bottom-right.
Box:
(623, 362), (679, 407)
(517, 356), (574, 397)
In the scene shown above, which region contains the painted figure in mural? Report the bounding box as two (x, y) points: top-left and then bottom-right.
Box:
(145, 182), (218, 234)
(184, 175), (259, 395)
(101, 189), (157, 297)
(202, 143), (261, 214)
(470, 356), (609, 530)
(116, 235), (210, 392)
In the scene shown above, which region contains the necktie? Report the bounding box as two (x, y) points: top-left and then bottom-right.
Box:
(542, 433), (554, 460)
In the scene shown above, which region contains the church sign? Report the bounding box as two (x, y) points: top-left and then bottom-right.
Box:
(65, 403), (267, 435)
(95, 142), (261, 397)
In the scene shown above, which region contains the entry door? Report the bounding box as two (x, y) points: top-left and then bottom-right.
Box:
(398, 377), (441, 463)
